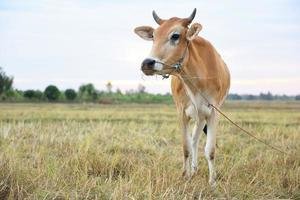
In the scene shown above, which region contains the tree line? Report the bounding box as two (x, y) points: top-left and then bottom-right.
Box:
(0, 68), (172, 103)
(1, 67), (299, 103)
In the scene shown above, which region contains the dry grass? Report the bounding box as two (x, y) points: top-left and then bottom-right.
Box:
(0, 102), (299, 199)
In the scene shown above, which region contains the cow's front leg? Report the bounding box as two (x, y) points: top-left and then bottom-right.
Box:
(205, 109), (218, 186)
(180, 113), (191, 178)
(191, 120), (206, 176)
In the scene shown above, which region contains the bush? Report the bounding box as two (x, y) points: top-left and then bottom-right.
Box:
(24, 90), (43, 100)
(24, 90), (35, 99)
(34, 90), (43, 100)
(227, 93), (242, 100)
(260, 92), (273, 100)
(65, 89), (77, 101)
(44, 85), (60, 101)
(0, 67), (14, 100)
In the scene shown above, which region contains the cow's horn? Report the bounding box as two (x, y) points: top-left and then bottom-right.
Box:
(152, 10), (163, 25)
(186, 8), (197, 24)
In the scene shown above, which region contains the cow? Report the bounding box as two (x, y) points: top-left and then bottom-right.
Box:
(134, 8), (230, 186)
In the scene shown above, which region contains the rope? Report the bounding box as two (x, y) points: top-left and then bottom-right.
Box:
(179, 74), (289, 155)
(144, 40), (290, 155)
(209, 104), (288, 155)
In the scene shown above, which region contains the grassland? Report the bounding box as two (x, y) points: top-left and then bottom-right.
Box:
(0, 101), (299, 199)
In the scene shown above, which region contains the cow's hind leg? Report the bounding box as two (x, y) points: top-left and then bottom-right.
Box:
(205, 109), (218, 186)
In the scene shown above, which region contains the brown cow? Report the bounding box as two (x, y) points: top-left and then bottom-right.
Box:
(134, 8), (230, 186)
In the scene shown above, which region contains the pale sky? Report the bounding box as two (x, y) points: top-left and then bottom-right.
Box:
(0, 0), (299, 94)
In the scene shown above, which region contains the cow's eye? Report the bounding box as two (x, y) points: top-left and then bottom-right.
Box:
(171, 33), (180, 41)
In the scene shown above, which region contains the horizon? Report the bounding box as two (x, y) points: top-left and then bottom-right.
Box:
(4, 76), (299, 96)
(1, 0), (299, 95)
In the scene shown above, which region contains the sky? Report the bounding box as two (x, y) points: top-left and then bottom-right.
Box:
(0, 0), (299, 95)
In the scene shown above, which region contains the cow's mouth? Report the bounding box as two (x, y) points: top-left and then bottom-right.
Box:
(141, 67), (173, 77)
(141, 69), (155, 76)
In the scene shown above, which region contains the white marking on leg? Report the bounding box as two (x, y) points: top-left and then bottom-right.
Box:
(179, 107), (192, 178)
(179, 77), (218, 181)
(182, 123), (192, 177)
(191, 120), (206, 175)
(205, 109), (218, 186)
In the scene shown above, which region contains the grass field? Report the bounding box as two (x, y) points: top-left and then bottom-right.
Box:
(0, 101), (299, 199)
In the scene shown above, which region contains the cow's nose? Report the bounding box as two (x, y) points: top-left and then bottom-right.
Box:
(141, 58), (155, 69)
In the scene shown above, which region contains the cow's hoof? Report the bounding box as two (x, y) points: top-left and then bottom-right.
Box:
(182, 170), (190, 179)
(209, 179), (217, 188)
(191, 166), (198, 177)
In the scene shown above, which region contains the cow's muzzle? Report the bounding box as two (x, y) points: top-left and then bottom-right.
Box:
(141, 58), (156, 75)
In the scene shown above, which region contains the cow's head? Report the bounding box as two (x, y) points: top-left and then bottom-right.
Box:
(134, 8), (202, 76)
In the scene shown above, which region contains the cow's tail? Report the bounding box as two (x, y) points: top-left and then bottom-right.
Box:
(203, 124), (207, 135)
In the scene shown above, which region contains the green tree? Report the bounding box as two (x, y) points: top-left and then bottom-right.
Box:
(24, 90), (43, 100)
(44, 85), (60, 101)
(106, 81), (112, 93)
(65, 89), (77, 101)
(9, 90), (24, 101)
(34, 90), (43, 100)
(259, 92), (273, 100)
(24, 90), (35, 99)
(116, 88), (122, 94)
(78, 83), (97, 101)
(0, 67), (14, 100)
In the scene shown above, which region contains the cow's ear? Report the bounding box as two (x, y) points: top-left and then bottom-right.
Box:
(134, 26), (154, 41)
(186, 23), (202, 40)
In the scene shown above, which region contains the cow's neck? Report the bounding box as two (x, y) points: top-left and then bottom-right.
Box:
(177, 46), (203, 95)
(176, 46), (212, 109)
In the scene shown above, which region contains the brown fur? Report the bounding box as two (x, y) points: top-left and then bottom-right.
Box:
(171, 35), (230, 108)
